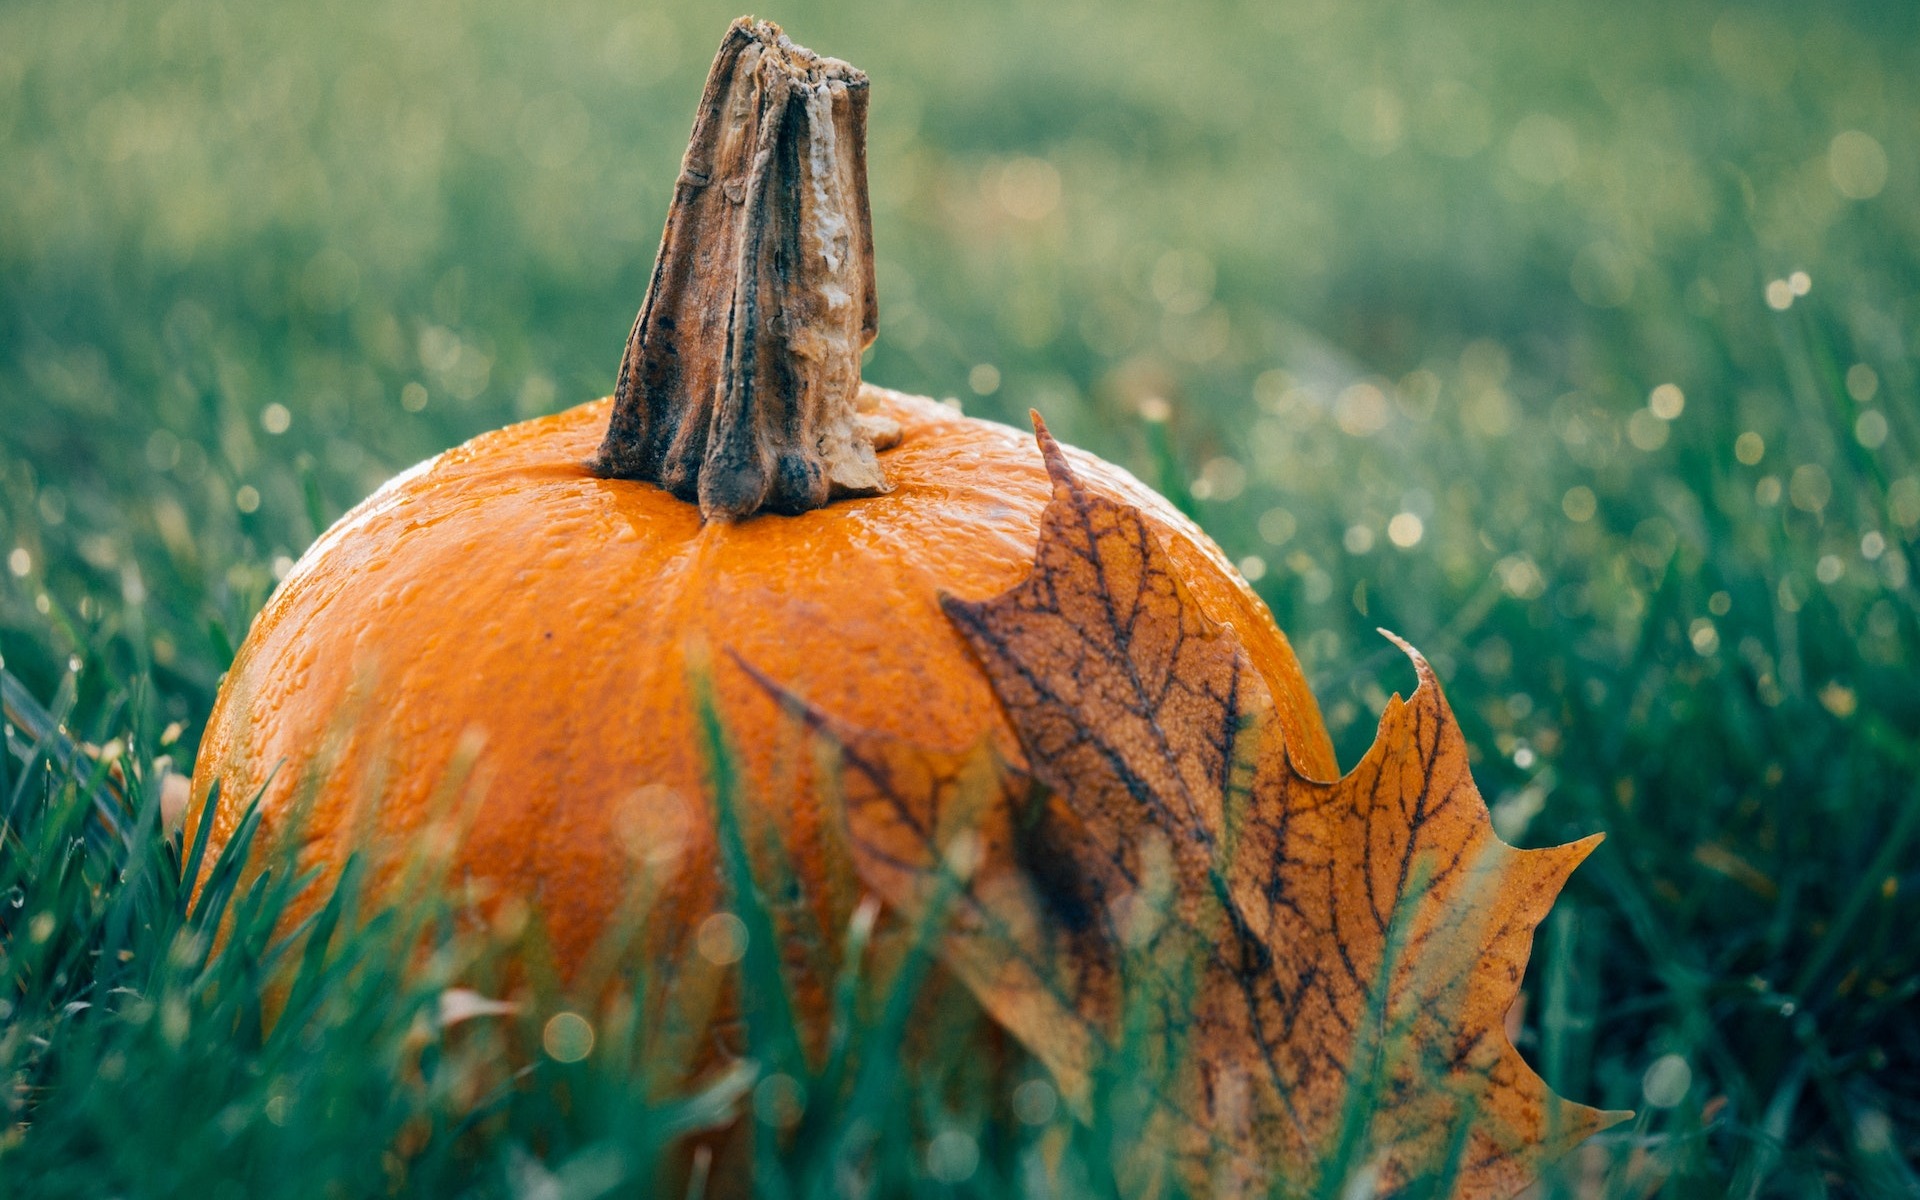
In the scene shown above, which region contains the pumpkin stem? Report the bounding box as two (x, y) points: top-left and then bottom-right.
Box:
(591, 17), (896, 521)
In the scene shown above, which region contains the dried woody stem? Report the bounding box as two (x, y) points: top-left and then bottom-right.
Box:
(592, 17), (899, 520)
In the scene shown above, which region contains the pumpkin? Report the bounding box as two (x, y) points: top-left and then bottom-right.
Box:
(186, 16), (1334, 1048)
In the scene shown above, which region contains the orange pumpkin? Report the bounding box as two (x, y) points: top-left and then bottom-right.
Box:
(187, 17), (1334, 1054)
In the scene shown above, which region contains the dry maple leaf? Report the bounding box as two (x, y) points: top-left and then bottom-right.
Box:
(758, 416), (1626, 1197)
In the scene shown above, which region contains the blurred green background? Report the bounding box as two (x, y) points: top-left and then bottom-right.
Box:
(3, 0), (1917, 1191)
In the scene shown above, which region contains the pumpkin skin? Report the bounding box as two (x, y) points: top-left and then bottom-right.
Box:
(187, 385), (1336, 1037)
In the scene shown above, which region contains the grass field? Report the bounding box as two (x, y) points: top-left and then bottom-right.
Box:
(3, 0), (1918, 1194)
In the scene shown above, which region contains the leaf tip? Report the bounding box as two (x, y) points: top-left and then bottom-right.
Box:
(1514, 831), (1607, 916)
(1376, 628), (1442, 707)
(1566, 1104), (1638, 1145)
(1559, 830), (1606, 868)
(1028, 410), (1075, 490)
(937, 587), (984, 631)
(1518, 830), (1607, 866)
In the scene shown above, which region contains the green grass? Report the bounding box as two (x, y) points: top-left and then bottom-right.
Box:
(0, 672), (1045, 1197)
(3, 0), (1918, 1193)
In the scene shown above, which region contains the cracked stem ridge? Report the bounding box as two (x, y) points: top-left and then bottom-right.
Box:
(591, 16), (885, 520)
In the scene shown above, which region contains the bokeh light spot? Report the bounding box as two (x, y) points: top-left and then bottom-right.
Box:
(1258, 507), (1296, 546)
(1789, 464), (1832, 512)
(1828, 130), (1888, 199)
(1690, 618), (1720, 656)
(1627, 410), (1669, 451)
(753, 1072), (806, 1129)
(1854, 410), (1888, 449)
(1561, 486), (1597, 522)
(1335, 382), (1390, 437)
(926, 1129), (980, 1183)
(1387, 512), (1424, 547)
(696, 912), (748, 965)
(996, 157), (1061, 221)
(1012, 1078), (1058, 1125)
(542, 1011), (594, 1063)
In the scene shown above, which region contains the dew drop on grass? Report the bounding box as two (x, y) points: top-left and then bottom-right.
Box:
(1641, 1053), (1692, 1108)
